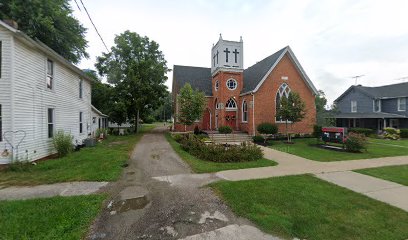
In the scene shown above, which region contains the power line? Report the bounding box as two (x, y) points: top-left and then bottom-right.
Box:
(79, 0), (109, 52)
(73, 0), (82, 11)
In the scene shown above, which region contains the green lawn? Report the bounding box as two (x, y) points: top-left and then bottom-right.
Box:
(211, 175), (408, 240)
(0, 124), (155, 186)
(0, 194), (105, 240)
(369, 138), (408, 148)
(355, 165), (408, 186)
(165, 133), (277, 173)
(269, 138), (408, 161)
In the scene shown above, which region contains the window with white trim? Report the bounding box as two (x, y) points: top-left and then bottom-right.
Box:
(226, 98), (237, 109)
(276, 83), (291, 121)
(48, 108), (54, 138)
(351, 101), (357, 112)
(226, 79), (237, 90)
(398, 97), (406, 111)
(79, 79), (83, 99)
(215, 80), (219, 91)
(242, 100), (248, 122)
(79, 112), (83, 134)
(47, 59), (54, 90)
(373, 99), (381, 112)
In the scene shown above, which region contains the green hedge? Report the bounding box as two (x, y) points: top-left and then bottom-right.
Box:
(313, 125), (322, 138)
(349, 128), (374, 136)
(218, 126), (233, 134)
(400, 129), (408, 138)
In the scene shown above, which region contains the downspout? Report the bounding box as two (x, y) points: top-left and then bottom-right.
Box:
(251, 92), (255, 136)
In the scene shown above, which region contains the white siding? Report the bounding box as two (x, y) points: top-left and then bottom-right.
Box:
(0, 27), (13, 164)
(0, 29), (93, 164)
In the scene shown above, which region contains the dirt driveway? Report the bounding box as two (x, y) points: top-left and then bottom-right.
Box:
(88, 127), (277, 240)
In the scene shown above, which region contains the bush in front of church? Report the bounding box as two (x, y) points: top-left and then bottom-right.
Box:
(218, 126), (233, 134)
(177, 134), (263, 162)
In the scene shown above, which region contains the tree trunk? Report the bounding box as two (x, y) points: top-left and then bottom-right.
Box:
(286, 120), (289, 142)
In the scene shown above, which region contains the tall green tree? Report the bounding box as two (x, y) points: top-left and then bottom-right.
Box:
(96, 31), (169, 132)
(151, 91), (172, 122)
(84, 70), (114, 115)
(276, 92), (306, 142)
(177, 83), (206, 130)
(0, 0), (88, 63)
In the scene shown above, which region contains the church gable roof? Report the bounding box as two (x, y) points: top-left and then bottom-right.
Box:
(173, 65), (212, 95)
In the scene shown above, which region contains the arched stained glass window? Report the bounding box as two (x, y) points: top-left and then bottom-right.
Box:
(276, 83), (291, 121)
(226, 98), (237, 109)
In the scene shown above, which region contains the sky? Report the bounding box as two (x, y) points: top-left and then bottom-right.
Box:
(72, 0), (408, 106)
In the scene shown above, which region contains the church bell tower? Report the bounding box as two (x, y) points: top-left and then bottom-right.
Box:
(211, 34), (243, 75)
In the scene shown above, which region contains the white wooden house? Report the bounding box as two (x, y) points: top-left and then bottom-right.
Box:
(0, 20), (106, 164)
(91, 105), (108, 137)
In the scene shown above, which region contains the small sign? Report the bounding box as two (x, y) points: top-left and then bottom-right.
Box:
(281, 76), (288, 80)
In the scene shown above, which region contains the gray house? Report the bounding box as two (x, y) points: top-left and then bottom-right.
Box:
(334, 82), (408, 131)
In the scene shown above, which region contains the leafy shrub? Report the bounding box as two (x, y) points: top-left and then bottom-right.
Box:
(400, 129), (408, 138)
(252, 135), (265, 143)
(179, 134), (263, 162)
(383, 127), (400, 140)
(172, 133), (183, 143)
(53, 130), (74, 157)
(312, 125), (322, 138)
(7, 160), (32, 172)
(218, 126), (232, 134)
(96, 128), (108, 139)
(143, 115), (155, 124)
(345, 132), (367, 153)
(349, 128), (374, 136)
(257, 123), (278, 135)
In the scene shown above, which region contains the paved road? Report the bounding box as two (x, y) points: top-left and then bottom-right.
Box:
(88, 127), (279, 240)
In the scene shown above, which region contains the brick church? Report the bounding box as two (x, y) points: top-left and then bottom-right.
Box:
(172, 35), (318, 135)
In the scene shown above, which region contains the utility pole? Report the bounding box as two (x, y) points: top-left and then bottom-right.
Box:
(350, 75), (365, 85)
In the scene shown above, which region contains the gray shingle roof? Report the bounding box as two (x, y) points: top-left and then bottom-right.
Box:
(355, 82), (408, 98)
(242, 47), (287, 93)
(335, 112), (408, 119)
(173, 65), (212, 95)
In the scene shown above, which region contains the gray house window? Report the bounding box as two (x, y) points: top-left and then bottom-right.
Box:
(79, 112), (83, 134)
(48, 108), (54, 138)
(373, 99), (381, 112)
(79, 79), (83, 99)
(47, 59), (54, 90)
(0, 104), (2, 141)
(351, 101), (357, 112)
(398, 98), (406, 111)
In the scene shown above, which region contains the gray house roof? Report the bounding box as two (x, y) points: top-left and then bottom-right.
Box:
(173, 46), (318, 96)
(335, 112), (408, 119)
(335, 82), (408, 102)
(173, 65), (212, 95)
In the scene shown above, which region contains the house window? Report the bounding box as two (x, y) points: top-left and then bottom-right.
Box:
(93, 117), (96, 124)
(47, 59), (54, 90)
(215, 80), (219, 91)
(398, 98), (406, 111)
(351, 101), (357, 112)
(242, 100), (248, 122)
(47, 108), (54, 138)
(373, 99), (381, 112)
(226, 79), (237, 90)
(226, 98), (237, 109)
(0, 41), (2, 78)
(79, 79), (83, 99)
(215, 98), (219, 109)
(276, 83), (291, 121)
(79, 112), (83, 134)
(0, 105), (2, 141)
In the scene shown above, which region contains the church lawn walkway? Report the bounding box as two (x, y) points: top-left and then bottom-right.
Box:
(0, 124), (156, 186)
(355, 164), (408, 186)
(164, 133), (277, 173)
(210, 174), (408, 240)
(269, 138), (408, 162)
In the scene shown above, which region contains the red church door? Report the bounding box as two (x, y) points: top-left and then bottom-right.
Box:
(225, 112), (236, 130)
(202, 109), (211, 130)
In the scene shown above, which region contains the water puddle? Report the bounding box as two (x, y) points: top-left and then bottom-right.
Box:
(111, 195), (149, 213)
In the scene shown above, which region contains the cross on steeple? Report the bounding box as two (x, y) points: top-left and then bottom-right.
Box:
(224, 48), (230, 62)
(233, 49), (239, 63)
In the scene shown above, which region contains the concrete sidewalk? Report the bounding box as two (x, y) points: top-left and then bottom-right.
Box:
(315, 171), (408, 212)
(0, 181), (109, 200)
(216, 146), (408, 181)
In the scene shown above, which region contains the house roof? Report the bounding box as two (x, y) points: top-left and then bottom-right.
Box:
(173, 65), (212, 95)
(173, 46), (318, 96)
(91, 105), (108, 117)
(0, 20), (94, 83)
(335, 82), (408, 102)
(334, 112), (408, 119)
